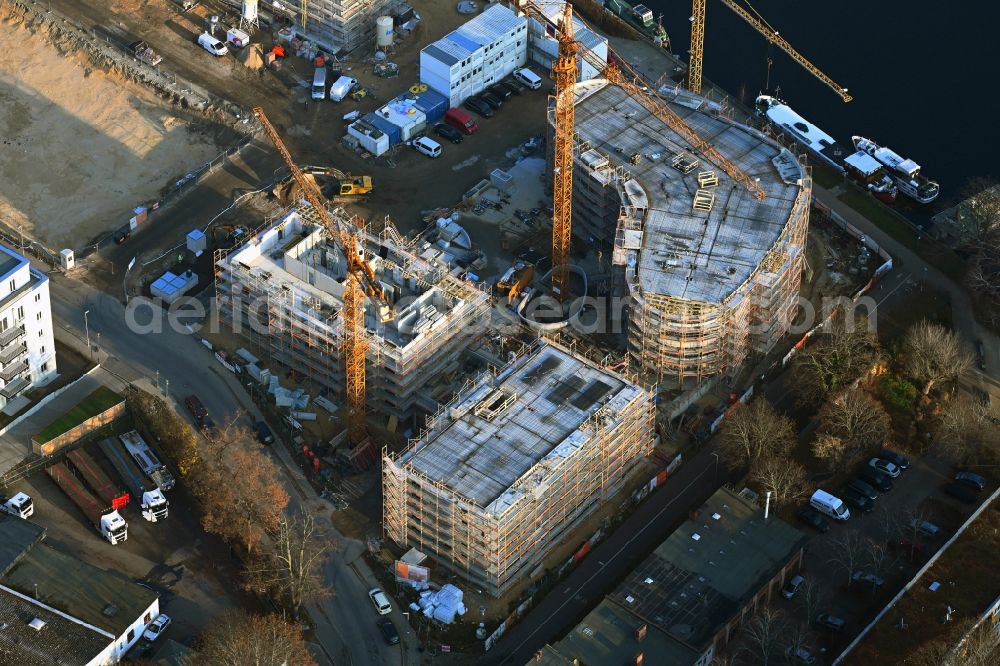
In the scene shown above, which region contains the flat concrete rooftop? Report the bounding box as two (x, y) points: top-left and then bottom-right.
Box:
(398, 343), (643, 514)
(571, 80), (805, 304)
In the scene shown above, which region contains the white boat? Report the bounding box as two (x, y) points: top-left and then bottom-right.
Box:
(843, 151), (898, 203)
(755, 95), (849, 172)
(852, 136), (939, 204)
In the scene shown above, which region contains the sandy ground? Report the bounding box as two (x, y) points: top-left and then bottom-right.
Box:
(0, 11), (227, 250)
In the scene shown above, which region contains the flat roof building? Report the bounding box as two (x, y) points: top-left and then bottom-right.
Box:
(551, 81), (810, 388)
(531, 487), (807, 665)
(384, 339), (655, 597)
(214, 205), (491, 428)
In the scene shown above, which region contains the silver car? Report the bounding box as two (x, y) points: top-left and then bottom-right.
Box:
(869, 457), (901, 478)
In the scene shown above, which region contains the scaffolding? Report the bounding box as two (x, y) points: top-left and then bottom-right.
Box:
(556, 79), (811, 388)
(214, 204), (492, 425)
(382, 339), (655, 597)
(273, 0), (394, 53)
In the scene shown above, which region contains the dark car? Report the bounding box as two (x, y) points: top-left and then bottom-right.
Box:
(796, 508), (830, 533)
(976, 339), (986, 370)
(845, 478), (879, 501)
(463, 97), (495, 118)
(184, 394), (208, 420)
(814, 613), (847, 632)
(840, 488), (875, 514)
(944, 482), (978, 504)
(499, 79), (522, 95)
(434, 123), (463, 144)
(479, 91), (503, 110)
(377, 618), (399, 645)
(487, 83), (512, 100)
(114, 228), (131, 245)
(877, 448), (910, 471)
(256, 421), (274, 445)
(858, 468), (893, 492)
(505, 76), (528, 92)
(954, 471), (986, 491)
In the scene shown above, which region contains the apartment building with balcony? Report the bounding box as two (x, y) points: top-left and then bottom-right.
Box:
(0, 245), (57, 409)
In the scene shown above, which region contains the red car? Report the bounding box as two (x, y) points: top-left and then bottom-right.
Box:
(888, 539), (926, 558)
(184, 394), (208, 420)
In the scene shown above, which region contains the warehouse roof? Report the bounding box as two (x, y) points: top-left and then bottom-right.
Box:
(569, 80), (805, 304)
(0, 586), (113, 666)
(422, 4), (526, 66)
(396, 342), (645, 513)
(0, 514), (44, 576)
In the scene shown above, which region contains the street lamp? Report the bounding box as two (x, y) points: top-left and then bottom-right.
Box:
(83, 310), (91, 360)
(710, 452), (719, 484)
(246, 382), (254, 402)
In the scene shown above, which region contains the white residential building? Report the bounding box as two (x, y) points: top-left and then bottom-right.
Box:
(419, 4), (528, 107)
(0, 245), (56, 409)
(521, 0), (609, 81)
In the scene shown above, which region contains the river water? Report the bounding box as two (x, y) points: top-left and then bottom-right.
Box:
(641, 0), (1000, 206)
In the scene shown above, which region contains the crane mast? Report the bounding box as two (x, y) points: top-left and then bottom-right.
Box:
(688, 0), (852, 102)
(253, 107), (384, 445)
(550, 2), (577, 301)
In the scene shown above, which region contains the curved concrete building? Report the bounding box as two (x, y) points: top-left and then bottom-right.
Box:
(550, 80), (810, 389)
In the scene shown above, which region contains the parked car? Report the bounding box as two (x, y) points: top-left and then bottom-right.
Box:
(887, 539), (926, 558)
(976, 339), (986, 370)
(114, 228), (131, 244)
(944, 482), (978, 504)
(487, 83), (513, 100)
(858, 468), (893, 492)
(840, 488), (875, 514)
(499, 79), (523, 95)
(463, 96), (495, 118)
(877, 448), (910, 471)
(256, 421), (274, 445)
(784, 646), (817, 665)
(851, 571), (885, 588)
(954, 471), (986, 491)
(377, 618), (400, 645)
(782, 575), (805, 600)
(184, 394), (208, 420)
(846, 478), (879, 501)
(796, 508), (830, 533)
(368, 588), (392, 615)
(814, 613), (847, 632)
(479, 91), (503, 110)
(434, 123), (464, 144)
(504, 76), (528, 92)
(869, 457), (901, 478)
(909, 519), (940, 539)
(142, 614), (171, 642)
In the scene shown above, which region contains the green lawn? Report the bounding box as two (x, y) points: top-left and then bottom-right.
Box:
(35, 386), (123, 444)
(837, 189), (966, 280)
(810, 164), (843, 189)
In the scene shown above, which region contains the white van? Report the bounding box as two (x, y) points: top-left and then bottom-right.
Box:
(810, 489), (850, 521)
(311, 67), (327, 100)
(513, 67), (542, 90)
(412, 136), (442, 158)
(197, 32), (228, 56)
(329, 76), (358, 102)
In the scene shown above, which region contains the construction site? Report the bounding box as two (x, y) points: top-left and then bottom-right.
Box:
(213, 203), (492, 429)
(382, 338), (655, 597)
(558, 79), (810, 388)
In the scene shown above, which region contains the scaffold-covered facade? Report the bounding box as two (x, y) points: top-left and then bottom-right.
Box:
(213, 205), (491, 425)
(383, 339), (655, 597)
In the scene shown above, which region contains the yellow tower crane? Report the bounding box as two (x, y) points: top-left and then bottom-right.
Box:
(688, 0), (852, 102)
(253, 107), (388, 445)
(549, 2), (577, 302)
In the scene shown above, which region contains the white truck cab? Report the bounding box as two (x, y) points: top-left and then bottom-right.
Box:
(1, 492), (34, 519)
(810, 489), (850, 521)
(197, 32), (228, 56)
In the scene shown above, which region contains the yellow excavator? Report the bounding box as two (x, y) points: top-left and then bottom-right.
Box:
(496, 261), (534, 305)
(273, 165), (373, 202)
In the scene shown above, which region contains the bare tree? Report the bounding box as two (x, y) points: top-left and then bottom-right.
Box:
(187, 610), (317, 666)
(790, 316), (882, 406)
(874, 505), (903, 544)
(864, 537), (892, 583)
(954, 177), (1000, 245)
(811, 433), (849, 472)
(902, 321), (975, 395)
(954, 618), (1000, 666)
(244, 509), (331, 619)
(737, 607), (787, 666)
(749, 455), (808, 508)
(827, 529), (866, 587)
(935, 393), (1000, 466)
(796, 578), (826, 628)
(719, 398), (796, 471)
(817, 389), (891, 462)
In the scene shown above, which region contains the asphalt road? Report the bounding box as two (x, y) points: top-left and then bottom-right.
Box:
(48, 274), (416, 666)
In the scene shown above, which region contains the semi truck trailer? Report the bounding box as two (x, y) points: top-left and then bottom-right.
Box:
(99, 438), (169, 522)
(120, 431), (176, 491)
(46, 462), (128, 544)
(66, 448), (130, 511)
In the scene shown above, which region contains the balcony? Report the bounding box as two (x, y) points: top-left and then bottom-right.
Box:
(0, 360), (28, 383)
(0, 376), (30, 399)
(0, 324), (25, 348)
(0, 342), (27, 366)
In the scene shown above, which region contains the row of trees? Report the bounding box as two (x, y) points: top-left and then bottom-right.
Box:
(956, 176), (1000, 328)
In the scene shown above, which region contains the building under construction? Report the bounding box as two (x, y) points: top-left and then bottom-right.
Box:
(383, 339), (654, 597)
(273, 0), (395, 54)
(552, 80), (810, 389)
(214, 205), (491, 426)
